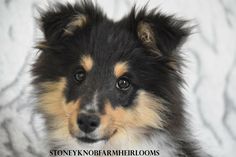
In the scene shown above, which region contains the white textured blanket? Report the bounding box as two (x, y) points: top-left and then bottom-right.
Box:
(0, 0), (236, 157)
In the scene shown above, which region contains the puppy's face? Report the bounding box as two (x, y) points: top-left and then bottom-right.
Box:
(32, 2), (189, 147)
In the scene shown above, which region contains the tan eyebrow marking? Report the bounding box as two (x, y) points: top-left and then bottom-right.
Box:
(80, 55), (93, 72)
(114, 61), (129, 78)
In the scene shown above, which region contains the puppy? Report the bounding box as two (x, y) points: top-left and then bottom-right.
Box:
(32, 1), (209, 156)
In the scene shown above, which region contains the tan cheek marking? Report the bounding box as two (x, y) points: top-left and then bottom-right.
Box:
(98, 102), (126, 139)
(80, 55), (93, 72)
(104, 101), (130, 133)
(68, 103), (80, 136)
(114, 62), (129, 78)
(64, 100), (80, 118)
(100, 91), (166, 145)
(39, 78), (67, 116)
(104, 90), (166, 130)
(132, 90), (166, 128)
(99, 113), (113, 136)
(38, 78), (81, 138)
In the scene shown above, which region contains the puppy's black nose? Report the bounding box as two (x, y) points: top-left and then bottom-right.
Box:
(77, 114), (100, 133)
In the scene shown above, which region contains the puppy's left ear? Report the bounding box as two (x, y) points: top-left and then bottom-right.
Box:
(126, 8), (190, 57)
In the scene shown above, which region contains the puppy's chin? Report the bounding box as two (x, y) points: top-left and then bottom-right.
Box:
(50, 128), (156, 150)
(51, 136), (106, 150)
(77, 140), (106, 150)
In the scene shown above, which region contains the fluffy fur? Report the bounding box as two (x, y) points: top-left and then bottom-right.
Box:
(32, 1), (209, 157)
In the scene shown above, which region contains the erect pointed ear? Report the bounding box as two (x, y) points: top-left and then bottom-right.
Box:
(36, 1), (104, 49)
(126, 8), (190, 57)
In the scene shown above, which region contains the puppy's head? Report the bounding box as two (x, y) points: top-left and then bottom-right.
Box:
(32, 1), (190, 148)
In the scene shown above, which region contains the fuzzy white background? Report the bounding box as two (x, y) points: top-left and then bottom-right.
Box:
(0, 0), (236, 157)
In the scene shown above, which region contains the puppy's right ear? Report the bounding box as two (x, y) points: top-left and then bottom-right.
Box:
(37, 2), (104, 49)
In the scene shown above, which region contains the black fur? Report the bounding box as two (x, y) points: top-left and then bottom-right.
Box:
(32, 1), (209, 156)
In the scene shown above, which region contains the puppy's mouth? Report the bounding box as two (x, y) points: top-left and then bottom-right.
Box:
(76, 130), (117, 144)
(77, 137), (107, 143)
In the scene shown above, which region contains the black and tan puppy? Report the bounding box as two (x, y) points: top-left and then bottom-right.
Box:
(32, 1), (209, 156)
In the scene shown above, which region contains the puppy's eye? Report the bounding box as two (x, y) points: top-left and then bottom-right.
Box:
(116, 77), (131, 91)
(74, 70), (86, 82)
